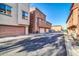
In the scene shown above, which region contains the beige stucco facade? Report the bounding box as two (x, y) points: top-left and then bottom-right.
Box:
(0, 3), (29, 26)
(0, 3), (18, 25)
(0, 3), (30, 37)
(18, 3), (30, 25)
(51, 25), (63, 32)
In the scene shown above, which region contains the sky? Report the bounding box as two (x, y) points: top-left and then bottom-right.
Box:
(30, 3), (72, 29)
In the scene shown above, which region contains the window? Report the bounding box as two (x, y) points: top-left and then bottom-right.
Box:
(0, 4), (12, 16)
(22, 11), (28, 20)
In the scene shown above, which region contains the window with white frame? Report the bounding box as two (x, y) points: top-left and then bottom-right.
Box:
(0, 4), (12, 16)
(22, 11), (28, 20)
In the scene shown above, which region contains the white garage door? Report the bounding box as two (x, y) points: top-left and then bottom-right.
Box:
(40, 28), (45, 33)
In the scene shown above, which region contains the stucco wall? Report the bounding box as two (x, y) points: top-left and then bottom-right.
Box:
(0, 3), (30, 37)
(73, 8), (78, 26)
(0, 3), (30, 26)
(0, 3), (18, 25)
(51, 26), (62, 31)
(18, 3), (30, 25)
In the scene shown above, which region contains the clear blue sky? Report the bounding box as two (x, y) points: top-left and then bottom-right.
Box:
(30, 3), (72, 29)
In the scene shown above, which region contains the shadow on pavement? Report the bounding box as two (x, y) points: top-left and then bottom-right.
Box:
(0, 34), (63, 54)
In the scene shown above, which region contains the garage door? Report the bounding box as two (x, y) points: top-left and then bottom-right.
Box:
(39, 28), (45, 33)
(0, 25), (25, 37)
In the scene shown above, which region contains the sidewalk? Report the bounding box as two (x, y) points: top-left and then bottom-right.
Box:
(0, 34), (43, 43)
(64, 34), (79, 56)
(0, 35), (32, 43)
(0, 33), (55, 43)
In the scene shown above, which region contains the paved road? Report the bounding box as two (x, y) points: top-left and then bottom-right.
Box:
(0, 33), (67, 56)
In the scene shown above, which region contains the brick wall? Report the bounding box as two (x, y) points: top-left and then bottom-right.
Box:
(0, 25), (25, 37)
(29, 11), (35, 33)
(30, 8), (46, 33)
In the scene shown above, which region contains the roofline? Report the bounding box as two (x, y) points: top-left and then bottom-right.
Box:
(46, 21), (52, 25)
(30, 7), (46, 17)
(36, 8), (46, 17)
(66, 3), (74, 23)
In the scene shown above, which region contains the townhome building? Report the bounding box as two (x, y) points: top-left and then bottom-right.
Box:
(66, 3), (79, 36)
(0, 3), (30, 37)
(51, 25), (63, 32)
(29, 8), (52, 33)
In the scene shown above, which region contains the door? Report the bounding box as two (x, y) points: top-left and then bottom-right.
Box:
(40, 28), (45, 33)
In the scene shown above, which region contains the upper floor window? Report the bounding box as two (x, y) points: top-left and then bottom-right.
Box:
(22, 11), (28, 20)
(0, 4), (12, 16)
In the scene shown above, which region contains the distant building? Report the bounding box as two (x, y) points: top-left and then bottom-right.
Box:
(51, 25), (63, 32)
(66, 3), (79, 36)
(29, 8), (52, 33)
(0, 3), (30, 37)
